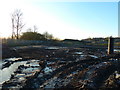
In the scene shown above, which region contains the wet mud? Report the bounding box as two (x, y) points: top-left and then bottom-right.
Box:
(1, 45), (120, 89)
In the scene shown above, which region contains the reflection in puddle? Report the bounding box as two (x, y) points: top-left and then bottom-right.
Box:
(115, 71), (120, 79)
(80, 55), (98, 59)
(4, 57), (22, 61)
(15, 74), (26, 78)
(45, 47), (60, 50)
(74, 52), (83, 55)
(0, 58), (40, 85)
(89, 55), (98, 58)
(0, 61), (26, 84)
(106, 49), (120, 52)
(114, 49), (120, 52)
(44, 67), (53, 73)
(22, 68), (39, 73)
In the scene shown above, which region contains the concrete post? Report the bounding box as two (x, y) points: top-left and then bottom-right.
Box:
(108, 36), (114, 54)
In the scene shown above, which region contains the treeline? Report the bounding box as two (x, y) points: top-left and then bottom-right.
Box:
(10, 9), (60, 41)
(20, 31), (59, 41)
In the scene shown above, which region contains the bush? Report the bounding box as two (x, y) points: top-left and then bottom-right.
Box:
(20, 32), (46, 40)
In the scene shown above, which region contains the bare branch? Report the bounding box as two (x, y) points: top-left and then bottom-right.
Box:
(11, 9), (24, 39)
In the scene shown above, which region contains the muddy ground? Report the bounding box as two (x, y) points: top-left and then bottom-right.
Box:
(1, 45), (120, 89)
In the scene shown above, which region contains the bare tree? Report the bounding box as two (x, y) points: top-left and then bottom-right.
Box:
(11, 16), (14, 39)
(43, 31), (54, 40)
(11, 9), (24, 39)
(33, 25), (37, 32)
(43, 31), (49, 39)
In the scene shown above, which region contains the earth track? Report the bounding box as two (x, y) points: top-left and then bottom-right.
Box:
(1, 45), (120, 89)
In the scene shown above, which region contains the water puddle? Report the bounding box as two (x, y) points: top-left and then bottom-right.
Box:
(89, 55), (98, 58)
(22, 67), (39, 73)
(80, 55), (98, 59)
(0, 61), (27, 84)
(4, 57), (22, 61)
(26, 60), (40, 67)
(114, 49), (120, 52)
(74, 52), (83, 55)
(45, 47), (60, 50)
(106, 49), (120, 52)
(0, 58), (40, 85)
(44, 67), (53, 74)
(115, 71), (120, 78)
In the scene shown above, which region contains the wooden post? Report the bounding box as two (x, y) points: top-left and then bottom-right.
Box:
(108, 36), (114, 54)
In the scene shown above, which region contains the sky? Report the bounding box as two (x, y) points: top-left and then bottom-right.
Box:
(0, 0), (118, 40)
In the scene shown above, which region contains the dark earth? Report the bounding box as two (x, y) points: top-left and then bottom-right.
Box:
(1, 44), (120, 89)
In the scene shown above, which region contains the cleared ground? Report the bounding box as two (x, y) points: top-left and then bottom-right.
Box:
(2, 45), (120, 89)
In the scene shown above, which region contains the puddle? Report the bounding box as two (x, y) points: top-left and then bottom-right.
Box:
(115, 73), (120, 78)
(44, 67), (53, 73)
(45, 47), (60, 50)
(80, 55), (98, 59)
(47, 61), (55, 65)
(0, 58), (40, 84)
(0, 58), (41, 88)
(18, 77), (26, 82)
(4, 57), (22, 61)
(0, 61), (26, 84)
(114, 49), (120, 52)
(106, 49), (120, 52)
(74, 52), (83, 55)
(27, 62), (39, 67)
(89, 55), (98, 58)
(15, 74), (26, 78)
(115, 71), (120, 79)
(22, 68), (39, 73)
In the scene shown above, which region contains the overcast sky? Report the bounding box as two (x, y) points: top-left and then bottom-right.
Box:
(0, 0), (118, 40)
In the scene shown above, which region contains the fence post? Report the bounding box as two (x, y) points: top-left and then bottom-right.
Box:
(107, 36), (114, 54)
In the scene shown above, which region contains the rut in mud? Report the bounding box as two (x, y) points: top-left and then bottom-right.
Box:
(1, 46), (120, 89)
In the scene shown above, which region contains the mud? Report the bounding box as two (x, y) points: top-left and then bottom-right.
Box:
(1, 45), (120, 89)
